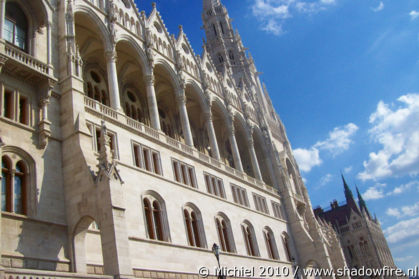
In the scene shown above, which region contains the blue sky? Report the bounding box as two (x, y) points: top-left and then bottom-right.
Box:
(137, 0), (419, 270)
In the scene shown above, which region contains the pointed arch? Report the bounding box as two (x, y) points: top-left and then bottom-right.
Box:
(211, 98), (234, 167)
(241, 220), (259, 257)
(184, 80), (211, 154)
(253, 127), (274, 185)
(141, 190), (171, 242)
(286, 158), (302, 196)
(154, 58), (181, 91)
(233, 113), (253, 176)
(115, 35), (150, 74)
(73, 6), (112, 52)
(182, 202), (207, 248)
(2, 146), (36, 216)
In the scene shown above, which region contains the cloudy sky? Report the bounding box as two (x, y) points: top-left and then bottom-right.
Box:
(138, 0), (419, 270)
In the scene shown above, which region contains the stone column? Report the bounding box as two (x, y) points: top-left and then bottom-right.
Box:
(0, 0), (5, 40)
(47, 22), (52, 69)
(176, 89), (194, 147)
(247, 136), (263, 180)
(105, 50), (121, 111)
(204, 110), (220, 160)
(227, 121), (243, 172)
(145, 73), (161, 130)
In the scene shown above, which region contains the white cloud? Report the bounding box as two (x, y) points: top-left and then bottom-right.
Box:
(358, 94), (419, 181)
(293, 147), (322, 172)
(363, 186), (384, 200)
(293, 123), (358, 172)
(251, 0), (337, 35)
(343, 166), (353, 173)
(319, 173), (333, 186)
(388, 181), (419, 196)
(395, 255), (413, 262)
(410, 10), (419, 20)
(372, 2), (384, 12)
(384, 217), (419, 243)
(314, 123), (359, 156)
(386, 208), (401, 218)
(386, 201), (419, 219)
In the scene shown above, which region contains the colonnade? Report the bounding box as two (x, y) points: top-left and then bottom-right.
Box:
(102, 47), (268, 183)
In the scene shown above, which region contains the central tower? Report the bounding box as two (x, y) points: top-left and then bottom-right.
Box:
(202, 0), (258, 91)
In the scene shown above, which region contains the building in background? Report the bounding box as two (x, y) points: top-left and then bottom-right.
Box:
(314, 175), (397, 273)
(0, 0), (350, 278)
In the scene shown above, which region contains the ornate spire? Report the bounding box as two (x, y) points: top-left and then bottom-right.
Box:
(341, 174), (359, 212)
(341, 174), (354, 201)
(203, 0), (221, 10)
(356, 186), (371, 218)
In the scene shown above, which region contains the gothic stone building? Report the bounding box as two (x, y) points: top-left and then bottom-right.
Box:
(0, 0), (349, 278)
(314, 176), (397, 273)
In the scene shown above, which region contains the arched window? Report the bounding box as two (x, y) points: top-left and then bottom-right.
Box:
(241, 221), (259, 257)
(1, 156), (27, 215)
(282, 232), (292, 262)
(264, 227), (279, 260)
(183, 205), (206, 248)
(84, 69), (109, 106)
(2, 156), (12, 212)
(4, 2), (28, 51)
(159, 109), (174, 138)
(143, 194), (169, 242)
(219, 22), (225, 34)
(215, 214), (235, 253)
(212, 24), (217, 36)
(286, 159), (302, 196)
(229, 50), (235, 61)
(218, 54), (224, 63)
(359, 237), (369, 255)
(124, 90), (144, 123)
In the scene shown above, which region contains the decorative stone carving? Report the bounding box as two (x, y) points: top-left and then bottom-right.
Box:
(107, 0), (118, 48)
(38, 79), (56, 149)
(144, 27), (155, 67)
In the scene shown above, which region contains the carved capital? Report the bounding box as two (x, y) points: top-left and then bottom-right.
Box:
(247, 135), (254, 147)
(105, 50), (117, 63)
(176, 91), (186, 105)
(144, 74), (155, 86)
(204, 110), (212, 122)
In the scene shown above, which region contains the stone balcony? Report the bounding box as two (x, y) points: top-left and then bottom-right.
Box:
(0, 41), (53, 83)
(83, 96), (278, 195)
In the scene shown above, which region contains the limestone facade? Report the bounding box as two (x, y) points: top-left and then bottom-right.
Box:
(0, 0), (349, 278)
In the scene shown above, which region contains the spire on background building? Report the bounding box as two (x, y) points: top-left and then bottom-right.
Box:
(356, 186), (371, 218)
(341, 174), (359, 212)
(341, 174), (354, 200)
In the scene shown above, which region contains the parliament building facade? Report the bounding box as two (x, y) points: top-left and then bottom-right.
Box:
(0, 0), (393, 278)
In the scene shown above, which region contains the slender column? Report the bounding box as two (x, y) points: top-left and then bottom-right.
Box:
(0, 0), (5, 39)
(144, 73), (160, 130)
(47, 22), (52, 67)
(204, 110), (220, 160)
(228, 121), (243, 172)
(176, 89), (194, 147)
(105, 50), (121, 111)
(247, 136), (263, 180)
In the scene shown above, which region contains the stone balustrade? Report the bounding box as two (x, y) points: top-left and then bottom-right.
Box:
(83, 95), (278, 195)
(3, 43), (50, 75)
